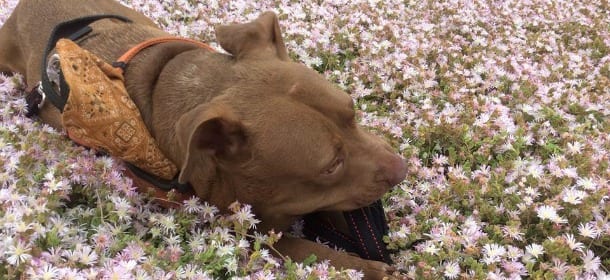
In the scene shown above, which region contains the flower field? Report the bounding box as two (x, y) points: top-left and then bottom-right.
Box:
(1, 0), (609, 279)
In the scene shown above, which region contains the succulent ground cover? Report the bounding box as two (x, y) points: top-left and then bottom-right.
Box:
(1, 0), (609, 279)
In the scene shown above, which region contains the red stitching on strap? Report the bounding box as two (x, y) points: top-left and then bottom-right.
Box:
(361, 207), (385, 259)
(319, 222), (357, 246)
(347, 212), (371, 259)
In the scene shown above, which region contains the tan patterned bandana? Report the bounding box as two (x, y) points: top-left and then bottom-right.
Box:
(55, 39), (178, 180)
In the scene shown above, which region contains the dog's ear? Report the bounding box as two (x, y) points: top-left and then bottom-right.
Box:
(175, 103), (247, 184)
(215, 11), (289, 61)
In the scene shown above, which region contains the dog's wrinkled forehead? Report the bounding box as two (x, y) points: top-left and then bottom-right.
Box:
(270, 63), (357, 124)
(288, 81), (356, 126)
(245, 95), (343, 176)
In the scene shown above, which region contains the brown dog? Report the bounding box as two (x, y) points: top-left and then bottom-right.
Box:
(0, 0), (406, 278)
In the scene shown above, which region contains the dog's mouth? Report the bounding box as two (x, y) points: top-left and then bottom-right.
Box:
(317, 190), (387, 212)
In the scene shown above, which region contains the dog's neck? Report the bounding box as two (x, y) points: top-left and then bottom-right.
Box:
(122, 42), (207, 129)
(120, 40), (233, 204)
(76, 20), (236, 203)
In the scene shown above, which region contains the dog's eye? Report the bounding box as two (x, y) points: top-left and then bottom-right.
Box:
(323, 156), (344, 175)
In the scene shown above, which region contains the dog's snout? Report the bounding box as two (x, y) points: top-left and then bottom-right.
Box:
(378, 154), (407, 187)
(388, 155), (407, 186)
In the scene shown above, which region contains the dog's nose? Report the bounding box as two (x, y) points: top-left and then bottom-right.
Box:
(380, 155), (407, 186)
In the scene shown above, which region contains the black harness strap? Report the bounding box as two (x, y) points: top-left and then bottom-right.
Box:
(26, 15), (193, 195)
(125, 163), (191, 193)
(344, 200), (392, 262)
(37, 14), (133, 112)
(303, 200), (393, 264)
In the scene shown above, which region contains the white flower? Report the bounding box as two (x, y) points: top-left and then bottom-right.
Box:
(77, 244), (99, 266)
(34, 264), (60, 280)
(562, 167), (579, 178)
(578, 223), (600, 238)
(62, 248), (80, 263)
(561, 187), (588, 205)
(552, 215), (568, 224)
(216, 244), (235, 258)
(582, 250), (601, 272)
(482, 243), (506, 264)
(390, 224), (410, 239)
(536, 205), (557, 221)
(551, 258), (569, 277)
(566, 141), (583, 155)
(423, 79), (438, 88)
(224, 256), (238, 273)
(231, 204), (260, 229)
(13, 221), (33, 233)
(525, 243), (544, 259)
(237, 238), (250, 249)
(576, 177), (597, 191)
(200, 202), (219, 222)
(111, 195), (132, 222)
(536, 205), (567, 224)
(134, 268), (152, 280)
(105, 265), (131, 280)
(444, 261), (460, 279)
(6, 240), (32, 265)
(422, 241), (440, 255)
(182, 197), (204, 214)
(176, 264), (203, 279)
(346, 269), (365, 279)
(163, 234), (182, 246)
(527, 160), (544, 178)
(568, 52), (582, 63)
(381, 80), (395, 93)
(44, 177), (68, 193)
(309, 56), (323, 67)
(595, 271), (610, 280)
(420, 22), (435, 32)
(525, 187), (540, 198)
(119, 260), (138, 272)
(506, 245), (524, 260)
(502, 225), (524, 241)
(157, 214), (177, 234)
(563, 233), (584, 252)
(188, 233), (208, 254)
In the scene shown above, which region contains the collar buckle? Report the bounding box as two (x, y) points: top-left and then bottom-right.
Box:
(35, 83), (47, 110)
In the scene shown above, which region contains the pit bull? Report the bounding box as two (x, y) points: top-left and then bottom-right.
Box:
(0, 0), (407, 278)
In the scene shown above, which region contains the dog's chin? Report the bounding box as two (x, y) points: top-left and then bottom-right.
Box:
(320, 196), (383, 212)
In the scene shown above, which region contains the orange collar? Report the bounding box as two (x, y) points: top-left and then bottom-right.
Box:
(113, 36), (216, 74)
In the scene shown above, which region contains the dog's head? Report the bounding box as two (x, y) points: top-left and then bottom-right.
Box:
(174, 12), (406, 226)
